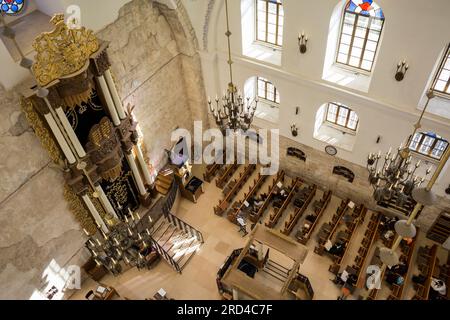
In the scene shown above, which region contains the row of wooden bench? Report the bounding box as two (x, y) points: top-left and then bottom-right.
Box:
(314, 199), (351, 256)
(282, 185), (317, 236)
(265, 178), (301, 229)
(328, 205), (367, 274)
(216, 164), (240, 189)
(412, 244), (439, 300)
(249, 171), (286, 223)
(296, 190), (332, 245)
(213, 164), (256, 216)
(227, 173), (268, 223)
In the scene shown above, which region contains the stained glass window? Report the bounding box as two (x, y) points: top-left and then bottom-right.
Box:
(256, 0), (284, 47)
(409, 132), (449, 160)
(0, 0), (25, 15)
(336, 0), (384, 72)
(326, 103), (359, 131)
(431, 44), (450, 98)
(257, 77), (280, 104)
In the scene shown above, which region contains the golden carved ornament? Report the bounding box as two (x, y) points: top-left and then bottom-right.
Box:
(63, 185), (97, 235)
(32, 14), (99, 87)
(21, 98), (63, 164)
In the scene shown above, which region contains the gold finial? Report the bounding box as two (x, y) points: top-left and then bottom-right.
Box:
(32, 13), (99, 87)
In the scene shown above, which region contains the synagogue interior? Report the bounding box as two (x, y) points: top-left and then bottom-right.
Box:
(0, 0), (450, 302)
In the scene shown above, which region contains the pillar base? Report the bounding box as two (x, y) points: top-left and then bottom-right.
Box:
(139, 193), (153, 207)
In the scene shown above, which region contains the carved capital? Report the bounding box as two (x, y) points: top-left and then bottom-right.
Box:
(90, 44), (111, 77)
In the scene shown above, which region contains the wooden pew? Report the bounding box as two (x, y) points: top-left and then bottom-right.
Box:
(282, 184), (317, 235)
(314, 199), (351, 256)
(353, 213), (382, 288)
(265, 178), (301, 229)
(412, 244), (439, 300)
(216, 164), (239, 189)
(387, 232), (418, 300)
(328, 205), (367, 274)
(227, 173), (268, 223)
(213, 164), (256, 216)
(203, 163), (222, 183)
(296, 190), (332, 245)
(249, 171), (285, 223)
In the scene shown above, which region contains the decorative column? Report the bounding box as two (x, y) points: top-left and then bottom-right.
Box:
(96, 75), (121, 126)
(82, 194), (109, 233)
(104, 69), (127, 120)
(126, 152), (147, 196)
(55, 107), (87, 158)
(43, 112), (77, 164)
(95, 185), (119, 220)
(135, 144), (153, 185)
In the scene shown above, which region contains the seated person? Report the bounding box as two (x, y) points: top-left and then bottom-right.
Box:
(385, 271), (404, 286)
(328, 241), (346, 257)
(273, 188), (288, 202)
(305, 214), (317, 223)
(391, 263), (408, 276)
(236, 214), (248, 237)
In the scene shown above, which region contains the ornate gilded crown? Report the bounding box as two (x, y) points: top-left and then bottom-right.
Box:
(32, 13), (99, 86)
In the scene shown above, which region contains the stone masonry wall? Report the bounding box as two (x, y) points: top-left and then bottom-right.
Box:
(0, 0), (207, 299)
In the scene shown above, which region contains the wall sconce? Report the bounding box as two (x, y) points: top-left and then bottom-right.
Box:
(395, 60), (409, 81)
(291, 124), (298, 137)
(298, 31), (308, 54)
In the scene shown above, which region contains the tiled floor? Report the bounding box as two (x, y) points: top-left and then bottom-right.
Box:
(70, 165), (448, 301)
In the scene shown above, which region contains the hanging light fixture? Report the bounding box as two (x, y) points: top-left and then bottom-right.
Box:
(208, 0), (258, 134)
(367, 92), (435, 208)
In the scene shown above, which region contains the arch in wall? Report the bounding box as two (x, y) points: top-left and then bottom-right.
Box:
(322, 0), (386, 92)
(244, 76), (281, 124)
(313, 102), (359, 152)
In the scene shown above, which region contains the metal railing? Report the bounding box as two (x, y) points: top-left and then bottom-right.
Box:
(150, 236), (181, 273)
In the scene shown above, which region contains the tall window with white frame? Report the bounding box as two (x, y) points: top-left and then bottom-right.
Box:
(257, 77), (280, 104)
(256, 0), (284, 47)
(409, 132), (449, 160)
(326, 102), (359, 131)
(336, 0), (385, 72)
(431, 44), (450, 98)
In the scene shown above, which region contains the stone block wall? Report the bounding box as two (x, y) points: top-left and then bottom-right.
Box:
(0, 0), (208, 299)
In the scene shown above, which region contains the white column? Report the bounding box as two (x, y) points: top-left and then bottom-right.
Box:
(126, 152), (147, 196)
(104, 69), (126, 120)
(43, 113), (77, 164)
(135, 144), (153, 185)
(82, 194), (109, 233)
(95, 185), (119, 220)
(96, 75), (121, 126)
(232, 289), (239, 300)
(55, 107), (87, 158)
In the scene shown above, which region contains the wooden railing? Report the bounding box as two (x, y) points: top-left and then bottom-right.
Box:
(214, 164), (256, 216)
(249, 171), (285, 223)
(266, 178), (301, 229)
(227, 173), (268, 223)
(282, 184), (317, 235)
(296, 190), (332, 245)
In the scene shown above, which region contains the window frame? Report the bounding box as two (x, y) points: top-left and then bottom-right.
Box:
(335, 7), (385, 73)
(430, 44), (450, 99)
(255, 0), (284, 48)
(256, 77), (280, 104)
(409, 132), (449, 161)
(325, 102), (359, 131)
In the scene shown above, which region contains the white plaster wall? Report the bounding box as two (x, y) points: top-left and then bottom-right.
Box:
(182, 0), (450, 198)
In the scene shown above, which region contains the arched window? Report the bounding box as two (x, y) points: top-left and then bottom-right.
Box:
(409, 132), (449, 160)
(336, 0), (384, 72)
(257, 77), (280, 104)
(326, 102), (359, 131)
(431, 44), (450, 98)
(0, 0), (25, 15)
(256, 0), (284, 47)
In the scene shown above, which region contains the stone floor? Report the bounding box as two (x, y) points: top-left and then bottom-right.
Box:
(70, 165), (448, 300)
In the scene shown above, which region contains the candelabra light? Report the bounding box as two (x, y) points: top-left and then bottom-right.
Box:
(85, 210), (158, 275)
(395, 60), (409, 81)
(298, 31), (308, 54)
(208, 0), (258, 134)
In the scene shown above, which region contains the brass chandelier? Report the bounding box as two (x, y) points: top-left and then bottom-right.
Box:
(367, 93), (435, 208)
(208, 0), (258, 133)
